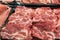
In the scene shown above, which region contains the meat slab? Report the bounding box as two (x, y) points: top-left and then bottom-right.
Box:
(0, 4), (11, 28)
(1, 6), (60, 40)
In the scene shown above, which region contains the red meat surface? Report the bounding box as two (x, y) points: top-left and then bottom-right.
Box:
(32, 7), (57, 40)
(39, 0), (51, 4)
(30, 0), (39, 4)
(17, 0), (52, 4)
(53, 9), (60, 39)
(23, 0), (30, 3)
(1, 6), (32, 40)
(51, 0), (60, 4)
(1, 6), (60, 40)
(16, 0), (60, 4)
(0, 4), (11, 27)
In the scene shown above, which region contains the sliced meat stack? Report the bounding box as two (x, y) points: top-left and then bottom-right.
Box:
(1, 6), (60, 40)
(0, 4), (11, 28)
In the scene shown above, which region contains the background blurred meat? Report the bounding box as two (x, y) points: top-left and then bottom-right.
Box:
(1, 0), (14, 3)
(0, 4), (11, 27)
(51, 0), (60, 4)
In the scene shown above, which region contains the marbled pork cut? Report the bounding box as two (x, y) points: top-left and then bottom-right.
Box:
(1, 23), (32, 40)
(32, 7), (57, 40)
(53, 9), (60, 39)
(0, 4), (11, 27)
(1, 6), (33, 40)
(1, 7), (60, 40)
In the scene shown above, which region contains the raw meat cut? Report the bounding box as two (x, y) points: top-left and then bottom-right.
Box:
(1, 6), (32, 40)
(32, 7), (57, 40)
(54, 26), (60, 39)
(53, 8), (60, 39)
(33, 7), (57, 25)
(51, 0), (60, 4)
(1, 24), (32, 40)
(0, 4), (11, 27)
(1, 6), (60, 40)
